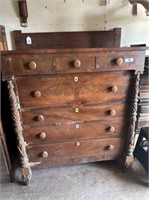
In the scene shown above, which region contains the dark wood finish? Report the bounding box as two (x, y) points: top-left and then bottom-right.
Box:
(2, 48), (145, 76)
(1, 46), (146, 184)
(16, 72), (131, 108)
(27, 138), (124, 168)
(18, 0), (28, 27)
(21, 103), (126, 126)
(13, 28), (121, 50)
(23, 120), (124, 145)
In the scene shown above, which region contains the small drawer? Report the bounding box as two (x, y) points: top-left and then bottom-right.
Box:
(21, 103), (126, 126)
(54, 56), (96, 72)
(27, 138), (124, 168)
(23, 120), (125, 145)
(97, 51), (145, 72)
(78, 72), (131, 104)
(2, 54), (53, 76)
(16, 75), (75, 108)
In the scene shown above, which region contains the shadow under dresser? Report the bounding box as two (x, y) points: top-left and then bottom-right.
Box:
(1, 47), (145, 185)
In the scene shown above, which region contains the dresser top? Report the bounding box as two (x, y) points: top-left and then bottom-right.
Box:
(1, 47), (146, 55)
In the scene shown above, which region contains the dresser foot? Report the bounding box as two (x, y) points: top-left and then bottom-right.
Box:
(124, 155), (134, 168)
(21, 167), (32, 185)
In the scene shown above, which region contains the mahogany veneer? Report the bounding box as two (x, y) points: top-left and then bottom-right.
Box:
(1, 47), (145, 184)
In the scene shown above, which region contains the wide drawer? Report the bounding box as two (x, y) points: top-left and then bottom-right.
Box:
(27, 138), (124, 168)
(17, 72), (131, 109)
(23, 120), (125, 145)
(21, 103), (126, 126)
(54, 56), (95, 71)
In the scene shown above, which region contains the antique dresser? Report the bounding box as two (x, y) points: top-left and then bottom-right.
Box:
(1, 46), (145, 185)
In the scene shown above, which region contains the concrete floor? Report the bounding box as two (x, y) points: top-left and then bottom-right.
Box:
(0, 159), (148, 200)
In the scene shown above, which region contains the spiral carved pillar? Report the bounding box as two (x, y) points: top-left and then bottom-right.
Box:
(7, 78), (32, 185)
(125, 72), (141, 168)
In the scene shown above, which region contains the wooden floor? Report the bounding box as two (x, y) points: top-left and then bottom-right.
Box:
(0, 158), (148, 200)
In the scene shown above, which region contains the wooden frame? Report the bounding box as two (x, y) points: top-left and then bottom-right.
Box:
(13, 28), (121, 50)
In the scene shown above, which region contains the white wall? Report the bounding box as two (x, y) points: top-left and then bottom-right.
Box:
(0, 0), (149, 50)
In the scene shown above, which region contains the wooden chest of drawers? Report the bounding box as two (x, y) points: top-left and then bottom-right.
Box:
(1, 47), (145, 184)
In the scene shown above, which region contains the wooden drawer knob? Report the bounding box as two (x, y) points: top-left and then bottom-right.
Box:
(28, 61), (37, 70)
(109, 109), (116, 116)
(74, 60), (81, 68)
(34, 90), (41, 97)
(108, 126), (115, 132)
(39, 132), (46, 139)
(42, 151), (48, 158)
(111, 86), (118, 93)
(37, 115), (44, 121)
(108, 145), (115, 151)
(116, 58), (123, 66)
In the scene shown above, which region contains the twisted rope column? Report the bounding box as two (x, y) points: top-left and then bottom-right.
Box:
(125, 72), (141, 167)
(7, 78), (32, 184)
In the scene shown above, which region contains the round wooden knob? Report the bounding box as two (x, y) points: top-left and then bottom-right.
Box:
(75, 108), (80, 113)
(108, 145), (115, 151)
(111, 86), (118, 93)
(76, 142), (81, 146)
(28, 61), (37, 70)
(108, 126), (115, 133)
(109, 109), (116, 116)
(74, 60), (81, 68)
(37, 115), (44, 121)
(42, 151), (48, 158)
(34, 90), (41, 97)
(39, 132), (46, 139)
(116, 58), (123, 66)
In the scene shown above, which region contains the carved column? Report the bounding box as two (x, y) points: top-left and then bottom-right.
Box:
(7, 78), (32, 185)
(125, 72), (141, 168)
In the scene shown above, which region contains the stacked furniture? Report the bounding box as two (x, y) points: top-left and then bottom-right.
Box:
(0, 25), (13, 182)
(134, 57), (149, 173)
(137, 57), (149, 129)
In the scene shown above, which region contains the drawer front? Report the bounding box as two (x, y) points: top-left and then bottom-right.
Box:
(23, 120), (125, 145)
(78, 72), (130, 103)
(2, 54), (53, 75)
(21, 103), (126, 126)
(54, 56), (96, 72)
(17, 76), (75, 108)
(27, 138), (124, 168)
(97, 51), (145, 72)
(17, 72), (130, 109)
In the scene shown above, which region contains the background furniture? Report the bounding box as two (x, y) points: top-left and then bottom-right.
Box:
(134, 127), (148, 173)
(0, 25), (13, 182)
(13, 28), (121, 50)
(134, 56), (149, 173)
